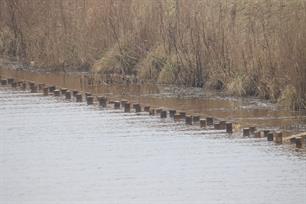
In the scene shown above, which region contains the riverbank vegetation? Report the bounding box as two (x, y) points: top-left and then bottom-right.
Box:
(0, 0), (305, 109)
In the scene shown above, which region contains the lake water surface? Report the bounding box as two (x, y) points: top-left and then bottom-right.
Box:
(0, 86), (306, 204)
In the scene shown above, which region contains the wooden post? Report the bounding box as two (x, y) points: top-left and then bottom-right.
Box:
(185, 115), (193, 125)
(43, 87), (49, 96)
(200, 119), (207, 128)
(254, 131), (261, 138)
(11, 82), (17, 88)
(124, 103), (131, 112)
(85, 92), (92, 100)
(160, 110), (167, 118)
(97, 96), (107, 107)
(22, 82), (26, 90)
(156, 108), (162, 114)
(133, 104), (141, 112)
(114, 101), (121, 109)
(267, 132), (274, 141)
(169, 110), (176, 118)
(193, 115), (200, 123)
(38, 83), (45, 90)
(65, 91), (72, 100)
(274, 132), (283, 144)
(17, 81), (23, 87)
(1, 79), (8, 85)
(219, 121), (226, 129)
(206, 117), (214, 126)
(243, 128), (250, 137)
(121, 100), (128, 107)
(72, 90), (78, 96)
(214, 123), (221, 130)
(48, 86), (56, 92)
(226, 122), (233, 133)
(264, 130), (270, 137)
(250, 127), (256, 134)
(179, 112), (186, 118)
(7, 78), (14, 84)
(174, 114), (182, 121)
(60, 88), (68, 95)
(149, 109), (155, 115)
(295, 137), (303, 148)
(86, 96), (94, 105)
(76, 93), (82, 102)
(28, 81), (35, 89)
(54, 89), (60, 96)
(144, 106), (150, 112)
(30, 85), (38, 93)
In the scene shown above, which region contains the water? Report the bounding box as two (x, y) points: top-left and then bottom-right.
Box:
(1, 65), (306, 132)
(1, 87), (306, 204)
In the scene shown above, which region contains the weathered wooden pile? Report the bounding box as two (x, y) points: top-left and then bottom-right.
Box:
(1, 76), (305, 149)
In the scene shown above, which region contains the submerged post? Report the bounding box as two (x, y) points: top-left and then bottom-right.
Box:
(214, 123), (221, 130)
(267, 132), (274, 141)
(114, 101), (121, 109)
(219, 121), (226, 129)
(206, 117), (214, 126)
(65, 91), (72, 100)
(133, 104), (141, 112)
(85, 92), (92, 98)
(160, 110), (167, 118)
(156, 108), (162, 114)
(38, 83), (45, 90)
(295, 137), (303, 148)
(7, 78), (14, 84)
(43, 87), (49, 96)
(54, 89), (60, 96)
(274, 132), (283, 144)
(60, 88), (68, 95)
(11, 82), (17, 88)
(144, 106), (150, 112)
(124, 103), (131, 112)
(174, 114), (182, 121)
(48, 85), (56, 92)
(121, 100), (128, 107)
(200, 119), (207, 128)
(72, 90), (78, 97)
(97, 96), (107, 107)
(193, 115), (200, 123)
(185, 115), (193, 125)
(264, 130), (270, 137)
(179, 112), (186, 118)
(86, 96), (94, 105)
(1, 79), (8, 85)
(76, 93), (82, 102)
(169, 110), (176, 118)
(250, 127), (257, 134)
(30, 85), (38, 93)
(243, 128), (250, 137)
(149, 109), (155, 115)
(22, 82), (27, 90)
(226, 122), (233, 133)
(254, 131), (261, 138)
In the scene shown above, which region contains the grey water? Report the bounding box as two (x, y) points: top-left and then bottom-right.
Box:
(0, 87), (305, 204)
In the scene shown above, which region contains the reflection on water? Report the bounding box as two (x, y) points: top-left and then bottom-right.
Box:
(0, 87), (306, 204)
(0, 67), (305, 132)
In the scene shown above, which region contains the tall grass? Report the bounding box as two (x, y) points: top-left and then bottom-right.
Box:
(0, 0), (305, 109)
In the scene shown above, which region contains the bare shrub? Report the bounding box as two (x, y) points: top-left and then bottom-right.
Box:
(0, 0), (305, 108)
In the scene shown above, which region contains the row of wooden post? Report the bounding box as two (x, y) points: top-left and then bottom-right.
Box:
(1, 77), (304, 148)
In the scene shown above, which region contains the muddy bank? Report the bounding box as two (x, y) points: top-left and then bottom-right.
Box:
(1, 58), (306, 134)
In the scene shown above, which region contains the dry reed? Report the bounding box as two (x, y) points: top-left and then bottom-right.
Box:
(0, 0), (305, 109)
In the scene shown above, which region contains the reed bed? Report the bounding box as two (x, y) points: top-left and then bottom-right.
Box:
(0, 0), (305, 109)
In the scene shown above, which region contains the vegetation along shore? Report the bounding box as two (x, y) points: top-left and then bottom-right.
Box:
(0, 0), (305, 109)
